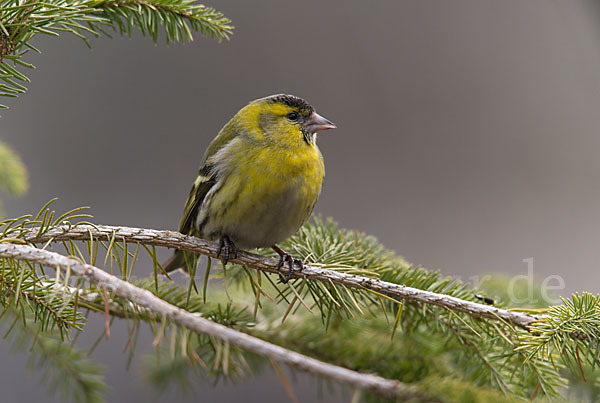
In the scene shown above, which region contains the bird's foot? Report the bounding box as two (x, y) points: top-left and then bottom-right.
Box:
(217, 235), (238, 265)
(272, 245), (303, 284)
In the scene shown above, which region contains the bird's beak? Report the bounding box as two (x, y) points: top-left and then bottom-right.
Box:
(305, 112), (337, 134)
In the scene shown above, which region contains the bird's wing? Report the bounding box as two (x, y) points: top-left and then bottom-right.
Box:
(164, 164), (217, 273)
(179, 164), (217, 235)
(179, 118), (240, 234)
(199, 120), (240, 166)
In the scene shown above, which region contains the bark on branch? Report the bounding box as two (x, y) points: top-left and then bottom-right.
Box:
(0, 243), (418, 400)
(23, 224), (540, 329)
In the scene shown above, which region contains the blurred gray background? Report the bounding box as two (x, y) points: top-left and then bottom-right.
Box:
(3, 0), (600, 401)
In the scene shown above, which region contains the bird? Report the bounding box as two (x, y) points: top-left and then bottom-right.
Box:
(163, 94), (336, 282)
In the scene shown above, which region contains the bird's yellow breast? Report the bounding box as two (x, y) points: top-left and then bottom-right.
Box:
(234, 137), (324, 217)
(202, 136), (324, 248)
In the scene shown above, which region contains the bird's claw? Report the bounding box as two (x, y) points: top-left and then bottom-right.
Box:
(276, 252), (303, 284)
(217, 235), (237, 265)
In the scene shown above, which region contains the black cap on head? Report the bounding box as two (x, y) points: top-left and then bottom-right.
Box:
(266, 94), (314, 117)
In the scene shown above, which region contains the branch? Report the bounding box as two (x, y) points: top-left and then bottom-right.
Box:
(0, 243), (419, 400)
(87, 0), (233, 42)
(0, 139), (28, 196)
(24, 224), (541, 330)
(0, 0), (232, 106)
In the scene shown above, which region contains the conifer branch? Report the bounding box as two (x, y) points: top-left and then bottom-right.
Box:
(517, 293), (600, 371)
(0, 0), (232, 107)
(0, 260), (86, 337)
(0, 242), (420, 400)
(0, 140), (27, 196)
(23, 224), (541, 330)
(2, 308), (106, 403)
(87, 0), (233, 42)
(0, 140), (28, 215)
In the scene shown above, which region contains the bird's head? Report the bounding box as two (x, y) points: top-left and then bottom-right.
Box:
(236, 94), (336, 147)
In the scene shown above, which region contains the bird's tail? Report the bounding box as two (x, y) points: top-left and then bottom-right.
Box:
(162, 250), (197, 273)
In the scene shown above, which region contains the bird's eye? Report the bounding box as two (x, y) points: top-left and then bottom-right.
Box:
(286, 111), (299, 121)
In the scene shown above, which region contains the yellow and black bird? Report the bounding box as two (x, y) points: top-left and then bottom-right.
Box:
(163, 94), (336, 281)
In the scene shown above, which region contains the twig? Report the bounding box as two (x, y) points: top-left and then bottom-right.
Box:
(24, 224), (541, 329)
(0, 243), (420, 400)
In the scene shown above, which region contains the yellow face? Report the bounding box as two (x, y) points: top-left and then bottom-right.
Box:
(232, 94), (335, 149)
(235, 98), (311, 149)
